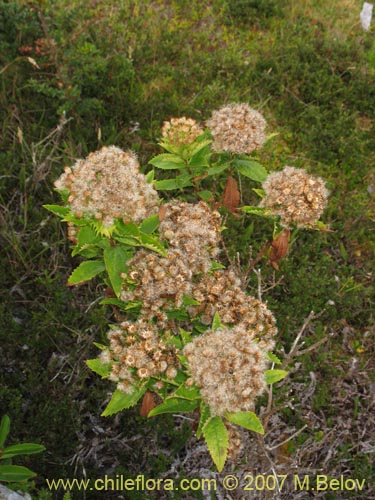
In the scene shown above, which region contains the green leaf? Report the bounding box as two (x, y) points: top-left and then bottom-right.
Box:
(146, 169), (155, 183)
(114, 220), (140, 237)
(234, 158), (268, 182)
(179, 328), (191, 345)
(93, 342), (107, 350)
(198, 190), (213, 202)
(43, 204), (70, 218)
(104, 246), (128, 297)
(0, 415), (10, 448)
(189, 139), (212, 158)
(0, 464), (36, 482)
(114, 236), (141, 246)
(182, 295), (200, 306)
(148, 398), (198, 417)
(140, 214), (160, 234)
(189, 142), (211, 169)
(265, 369), (288, 384)
(207, 162), (230, 176)
(72, 244), (101, 258)
(149, 153), (186, 170)
(169, 384), (200, 400)
(212, 312), (223, 331)
(164, 335), (183, 349)
(267, 352), (282, 365)
(86, 359), (111, 378)
(203, 416), (228, 472)
(252, 188), (266, 198)
(101, 387), (146, 417)
(225, 411), (264, 434)
(1, 443), (45, 460)
(77, 225), (102, 246)
(210, 261), (226, 271)
(138, 233), (167, 256)
(196, 402), (210, 439)
(99, 298), (140, 311)
(242, 206), (271, 217)
(67, 260), (105, 285)
(154, 176), (193, 190)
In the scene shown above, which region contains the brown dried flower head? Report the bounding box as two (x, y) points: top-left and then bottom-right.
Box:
(259, 166), (329, 228)
(100, 320), (180, 393)
(189, 270), (277, 350)
(161, 117), (204, 147)
(54, 146), (159, 226)
(120, 248), (193, 327)
(159, 200), (222, 273)
(206, 103), (267, 154)
(183, 325), (268, 416)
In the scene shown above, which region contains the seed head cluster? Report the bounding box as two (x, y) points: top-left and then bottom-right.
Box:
(120, 248), (193, 327)
(206, 103), (267, 154)
(226, 422), (244, 462)
(183, 325), (268, 416)
(54, 146), (159, 226)
(100, 320), (179, 394)
(159, 200), (222, 273)
(161, 117), (204, 147)
(120, 201), (222, 325)
(260, 166), (329, 228)
(189, 270), (277, 350)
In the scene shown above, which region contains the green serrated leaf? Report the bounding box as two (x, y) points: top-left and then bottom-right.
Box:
(67, 260), (105, 285)
(207, 162), (230, 176)
(252, 188), (266, 198)
(113, 236), (141, 246)
(0, 464), (36, 482)
(265, 369), (288, 384)
(43, 204), (70, 218)
(225, 411), (264, 434)
(198, 190), (213, 202)
(182, 295), (201, 306)
(168, 384), (200, 400)
(203, 416), (228, 472)
(146, 169), (155, 183)
(179, 328), (191, 345)
(101, 387), (146, 417)
(158, 140), (180, 155)
(189, 139), (212, 157)
(154, 176), (193, 191)
(164, 335), (183, 349)
(210, 261), (226, 271)
(140, 214), (160, 234)
(212, 312), (223, 331)
(77, 225), (102, 246)
(242, 206), (272, 217)
(72, 244), (101, 258)
(267, 352), (282, 365)
(93, 342), (107, 351)
(196, 402), (211, 439)
(149, 153), (186, 170)
(86, 359), (111, 378)
(114, 220), (140, 237)
(99, 298), (135, 310)
(1, 443), (45, 460)
(0, 415), (10, 448)
(104, 246), (129, 297)
(148, 398), (198, 417)
(234, 158), (268, 182)
(138, 233), (167, 256)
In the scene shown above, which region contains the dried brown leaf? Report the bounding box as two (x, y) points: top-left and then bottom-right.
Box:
(140, 390), (156, 417)
(223, 174), (240, 217)
(270, 229), (290, 267)
(158, 205), (167, 222)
